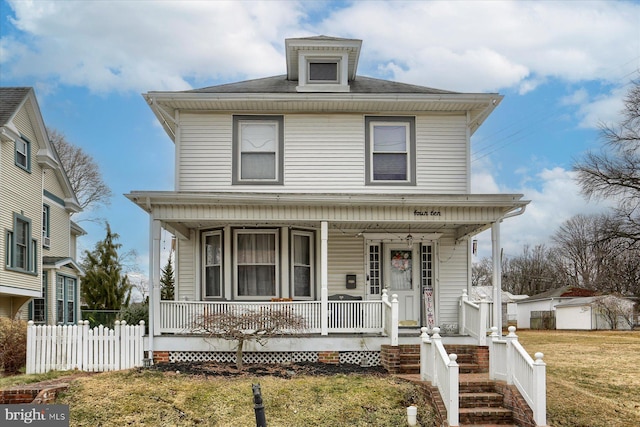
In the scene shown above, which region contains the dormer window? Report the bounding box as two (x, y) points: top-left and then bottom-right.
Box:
(286, 36), (362, 93)
(308, 61), (339, 83)
(296, 53), (349, 92)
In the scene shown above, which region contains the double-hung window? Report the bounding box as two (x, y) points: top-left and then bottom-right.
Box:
(56, 275), (76, 324)
(233, 116), (284, 185)
(365, 116), (416, 185)
(6, 213), (37, 274)
(235, 229), (278, 298)
(292, 231), (313, 298)
(15, 137), (31, 171)
(202, 231), (223, 299)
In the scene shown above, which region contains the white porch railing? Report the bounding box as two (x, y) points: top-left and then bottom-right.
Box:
(420, 327), (459, 427)
(459, 289), (491, 345)
(489, 326), (547, 426)
(381, 289), (399, 345)
(160, 294), (398, 337)
(26, 320), (145, 374)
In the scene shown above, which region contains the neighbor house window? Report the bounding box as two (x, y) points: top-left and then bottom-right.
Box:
(30, 273), (48, 324)
(56, 275), (76, 324)
(15, 137), (31, 171)
(6, 213), (37, 274)
(202, 231), (223, 298)
(234, 229), (278, 298)
(233, 116), (284, 185)
(292, 231), (313, 298)
(42, 204), (50, 248)
(365, 116), (416, 185)
(308, 61), (339, 83)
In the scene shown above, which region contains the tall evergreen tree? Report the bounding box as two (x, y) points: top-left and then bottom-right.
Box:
(160, 255), (175, 300)
(81, 223), (132, 310)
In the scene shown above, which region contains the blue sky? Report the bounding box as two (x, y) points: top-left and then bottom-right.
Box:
(1, 0), (639, 292)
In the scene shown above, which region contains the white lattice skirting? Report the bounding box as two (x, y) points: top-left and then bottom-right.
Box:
(170, 351), (381, 366)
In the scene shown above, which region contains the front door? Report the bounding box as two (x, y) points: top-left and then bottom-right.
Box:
(384, 245), (420, 326)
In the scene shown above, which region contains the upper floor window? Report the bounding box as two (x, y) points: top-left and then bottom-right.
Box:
(5, 213), (37, 274)
(233, 116), (284, 185)
(42, 205), (50, 248)
(365, 116), (416, 185)
(15, 137), (31, 171)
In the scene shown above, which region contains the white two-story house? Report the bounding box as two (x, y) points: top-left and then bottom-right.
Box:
(127, 36), (528, 365)
(1, 87), (85, 325)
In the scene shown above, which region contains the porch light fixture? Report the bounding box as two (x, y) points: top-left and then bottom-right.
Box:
(406, 233), (413, 248)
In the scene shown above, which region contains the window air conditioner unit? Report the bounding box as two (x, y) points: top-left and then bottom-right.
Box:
(43, 236), (51, 248)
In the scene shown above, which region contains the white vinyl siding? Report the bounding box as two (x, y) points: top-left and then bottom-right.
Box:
(177, 237), (195, 301)
(176, 113), (468, 193)
(327, 232), (364, 296)
(437, 233), (468, 327)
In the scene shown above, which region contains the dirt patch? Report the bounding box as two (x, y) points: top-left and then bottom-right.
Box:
(146, 361), (388, 378)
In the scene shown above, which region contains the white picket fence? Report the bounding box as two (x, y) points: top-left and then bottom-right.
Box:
(26, 320), (145, 374)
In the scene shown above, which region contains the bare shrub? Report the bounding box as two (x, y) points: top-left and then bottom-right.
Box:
(191, 307), (307, 370)
(0, 317), (28, 374)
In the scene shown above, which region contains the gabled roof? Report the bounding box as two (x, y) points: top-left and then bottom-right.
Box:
(0, 86), (82, 213)
(518, 286), (598, 303)
(43, 256), (84, 275)
(0, 87), (31, 125)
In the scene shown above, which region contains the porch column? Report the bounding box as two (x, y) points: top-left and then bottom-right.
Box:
(491, 221), (502, 335)
(320, 221), (329, 335)
(151, 219), (162, 337)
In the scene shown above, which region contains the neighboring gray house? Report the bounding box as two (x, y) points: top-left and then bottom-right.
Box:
(516, 286), (598, 329)
(0, 87), (84, 325)
(556, 295), (635, 330)
(127, 36), (529, 362)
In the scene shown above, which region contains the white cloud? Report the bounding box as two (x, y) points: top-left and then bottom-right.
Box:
(472, 165), (614, 260)
(2, 0), (638, 95)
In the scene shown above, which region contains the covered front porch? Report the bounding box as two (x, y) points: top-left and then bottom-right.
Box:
(126, 191), (528, 354)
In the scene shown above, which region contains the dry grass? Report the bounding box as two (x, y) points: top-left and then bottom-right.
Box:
(56, 370), (436, 426)
(517, 329), (640, 427)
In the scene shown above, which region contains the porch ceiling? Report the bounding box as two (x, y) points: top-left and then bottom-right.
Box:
(126, 191), (528, 241)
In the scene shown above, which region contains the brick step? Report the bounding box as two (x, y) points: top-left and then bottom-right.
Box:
(459, 407), (513, 425)
(458, 362), (481, 374)
(459, 380), (496, 394)
(459, 392), (505, 408)
(398, 363), (420, 374)
(399, 353), (420, 362)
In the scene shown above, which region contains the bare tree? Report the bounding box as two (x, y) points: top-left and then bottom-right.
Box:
(593, 295), (635, 330)
(48, 128), (113, 214)
(191, 307), (307, 370)
(501, 245), (560, 296)
(574, 80), (640, 246)
(471, 257), (493, 287)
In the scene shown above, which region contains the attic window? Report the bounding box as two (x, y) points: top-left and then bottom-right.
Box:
(308, 61), (338, 82)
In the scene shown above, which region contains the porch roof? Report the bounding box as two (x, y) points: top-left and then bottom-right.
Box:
(125, 191), (528, 240)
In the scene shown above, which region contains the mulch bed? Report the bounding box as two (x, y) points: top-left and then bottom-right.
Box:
(146, 361), (388, 378)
